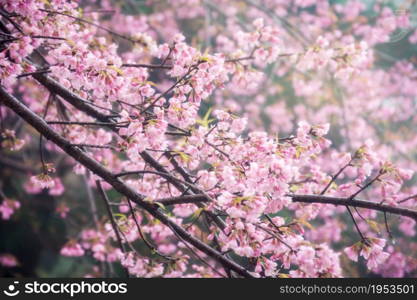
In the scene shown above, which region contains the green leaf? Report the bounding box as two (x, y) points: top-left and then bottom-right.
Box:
(189, 207), (204, 221)
(173, 150), (190, 163)
(366, 220), (381, 234)
(196, 107), (215, 128)
(154, 201), (166, 211)
(233, 196), (253, 205)
(113, 213), (127, 223)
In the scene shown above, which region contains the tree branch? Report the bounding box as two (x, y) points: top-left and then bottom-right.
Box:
(152, 193), (417, 221)
(291, 194), (417, 221)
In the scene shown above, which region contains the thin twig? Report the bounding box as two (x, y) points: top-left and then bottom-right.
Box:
(96, 180), (130, 277)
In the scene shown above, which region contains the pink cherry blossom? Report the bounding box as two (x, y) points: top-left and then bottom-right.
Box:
(60, 242), (85, 257)
(30, 174), (55, 189)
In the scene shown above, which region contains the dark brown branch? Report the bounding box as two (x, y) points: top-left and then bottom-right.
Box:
(17, 70), (51, 78)
(31, 35), (67, 41)
(398, 193), (417, 204)
(165, 131), (190, 136)
(71, 143), (117, 150)
(152, 193), (417, 221)
(320, 158), (352, 195)
(345, 205), (366, 241)
(225, 56), (254, 63)
(290, 194), (417, 221)
(155, 194), (209, 206)
(348, 170), (383, 200)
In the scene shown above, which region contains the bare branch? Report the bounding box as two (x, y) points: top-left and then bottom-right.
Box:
(151, 192), (417, 221)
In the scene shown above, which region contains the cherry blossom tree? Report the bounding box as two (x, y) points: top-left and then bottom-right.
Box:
(1, 0), (417, 278)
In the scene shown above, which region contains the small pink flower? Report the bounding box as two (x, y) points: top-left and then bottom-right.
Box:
(49, 178), (65, 196)
(235, 245), (254, 257)
(56, 203), (70, 218)
(0, 199), (20, 220)
(253, 18), (264, 30)
(345, 238), (389, 270)
(30, 173), (55, 189)
(311, 123), (330, 137)
(367, 248), (389, 270)
(296, 121), (311, 142)
(398, 168), (414, 181)
(230, 117), (247, 133)
(61, 242), (85, 257)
